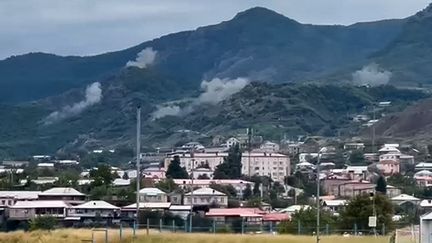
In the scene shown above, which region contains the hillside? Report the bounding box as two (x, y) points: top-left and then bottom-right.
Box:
(0, 7), (405, 103)
(368, 4), (432, 85)
(0, 82), (427, 158)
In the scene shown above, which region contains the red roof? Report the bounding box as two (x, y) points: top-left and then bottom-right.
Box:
(263, 213), (290, 222)
(206, 208), (265, 217)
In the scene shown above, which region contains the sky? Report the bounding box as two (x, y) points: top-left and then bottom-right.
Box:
(0, 0), (430, 60)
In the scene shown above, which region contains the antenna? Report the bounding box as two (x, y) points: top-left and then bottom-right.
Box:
(136, 105), (141, 227)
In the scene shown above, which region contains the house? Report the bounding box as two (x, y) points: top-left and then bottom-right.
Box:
(415, 170), (432, 187)
(0, 191), (40, 207)
(378, 146), (400, 154)
(377, 160), (400, 176)
(420, 200), (432, 211)
(226, 137), (240, 149)
(169, 205), (192, 220)
(323, 200), (346, 213)
(391, 194), (421, 206)
(68, 200), (120, 223)
(20, 177), (58, 185)
(386, 185), (402, 198)
(121, 202), (171, 218)
(138, 188), (167, 203)
(38, 187), (86, 205)
(344, 143), (365, 150)
(171, 179), (253, 199)
(112, 178), (130, 187)
(337, 181), (375, 198)
(8, 200), (69, 220)
(206, 208), (264, 225)
(37, 163), (55, 169)
(2, 161), (29, 168)
(259, 141), (280, 152)
(56, 160), (79, 165)
(142, 167), (166, 179)
(278, 205), (311, 215)
(191, 168), (213, 179)
(416, 163), (432, 172)
(184, 188), (228, 208)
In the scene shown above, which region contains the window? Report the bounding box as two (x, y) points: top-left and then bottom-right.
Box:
(220, 197), (225, 203)
(1, 200), (4, 205)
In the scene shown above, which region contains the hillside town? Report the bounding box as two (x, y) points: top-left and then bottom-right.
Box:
(0, 130), (430, 234)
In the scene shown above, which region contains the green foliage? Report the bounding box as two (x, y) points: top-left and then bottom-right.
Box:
(89, 164), (115, 186)
(278, 208), (336, 234)
(29, 216), (57, 231)
(349, 150), (365, 165)
(209, 183), (237, 198)
(376, 176), (387, 195)
(387, 174), (421, 196)
(166, 156), (188, 179)
(213, 144), (242, 179)
(155, 178), (178, 193)
(339, 194), (394, 232)
(242, 184), (253, 200)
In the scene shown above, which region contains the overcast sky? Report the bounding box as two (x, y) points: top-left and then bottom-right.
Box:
(0, 0), (430, 60)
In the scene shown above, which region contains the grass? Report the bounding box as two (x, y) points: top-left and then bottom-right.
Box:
(0, 229), (390, 243)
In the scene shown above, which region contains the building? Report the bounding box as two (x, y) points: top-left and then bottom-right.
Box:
(377, 160), (400, 176)
(323, 200), (346, 213)
(259, 141), (280, 152)
(226, 137), (240, 149)
(9, 200), (69, 220)
(421, 211), (432, 243)
(164, 152), (290, 182)
(68, 200), (120, 222)
(343, 143), (365, 150)
(191, 168), (213, 179)
(38, 187), (86, 205)
(138, 188), (167, 203)
(416, 163), (432, 172)
(184, 188), (228, 208)
(279, 205), (311, 215)
(206, 208), (264, 224)
(2, 161), (29, 168)
(171, 179), (253, 198)
(0, 191), (40, 207)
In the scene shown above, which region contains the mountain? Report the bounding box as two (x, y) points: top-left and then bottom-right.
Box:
(0, 7), (405, 103)
(0, 82), (427, 158)
(369, 4), (432, 85)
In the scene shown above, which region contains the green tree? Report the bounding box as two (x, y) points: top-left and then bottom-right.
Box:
(122, 172), (129, 180)
(89, 164), (115, 186)
(166, 156), (188, 179)
(243, 184), (252, 200)
(155, 178), (177, 193)
(339, 193), (394, 232)
(376, 176), (387, 195)
(349, 150), (365, 165)
(213, 144), (242, 179)
(29, 216), (57, 231)
(210, 183), (237, 198)
(278, 208), (336, 234)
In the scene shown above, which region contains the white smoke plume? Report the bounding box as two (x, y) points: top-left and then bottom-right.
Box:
(152, 105), (181, 119)
(197, 77), (249, 105)
(44, 82), (102, 124)
(126, 47), (157, 69)
(352, 63), (392, 87)
(151, 77), (249, 120)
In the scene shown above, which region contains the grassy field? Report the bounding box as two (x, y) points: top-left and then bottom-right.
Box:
(0, 229), (391, 243)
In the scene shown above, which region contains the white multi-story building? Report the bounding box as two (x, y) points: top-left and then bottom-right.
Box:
(164, 152), (290, 182)
(184, 188), (228, 208)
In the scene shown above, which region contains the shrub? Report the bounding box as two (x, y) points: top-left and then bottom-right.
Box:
(29, 216), (57, 231)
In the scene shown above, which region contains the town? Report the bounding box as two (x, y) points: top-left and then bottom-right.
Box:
(0, 131), (428, 236)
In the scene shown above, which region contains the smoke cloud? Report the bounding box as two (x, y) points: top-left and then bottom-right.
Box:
(352, 63), (392, 86)
(44, 82), (102, 124)
(151, 77), (249, 120)
(126, 47), (157, 69)
(152, 105), (181, 119)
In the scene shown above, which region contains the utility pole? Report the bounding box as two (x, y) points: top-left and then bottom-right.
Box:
(316, 147), (326, 243)
(136, 106), (141, 227)
(248, 128), (252, 177)
(372, 105), (376, 153)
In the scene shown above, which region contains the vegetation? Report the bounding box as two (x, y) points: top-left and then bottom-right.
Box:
(0, 229), (390, 243)
(376, 176), (387, 195)
(29, 216), (57, 231)
(278, 208), (337, 234)
(213, 144), (242, 179)
(166, 156), (188, 179)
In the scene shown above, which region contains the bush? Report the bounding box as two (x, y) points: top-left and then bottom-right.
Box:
(29, 216), (57, 231)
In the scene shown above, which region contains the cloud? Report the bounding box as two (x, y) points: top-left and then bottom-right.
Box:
(44, 82), (102, 124)
(126, 47), (157, 68)
(151, 77), (249, 120)
(352, 63), (392, 86)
